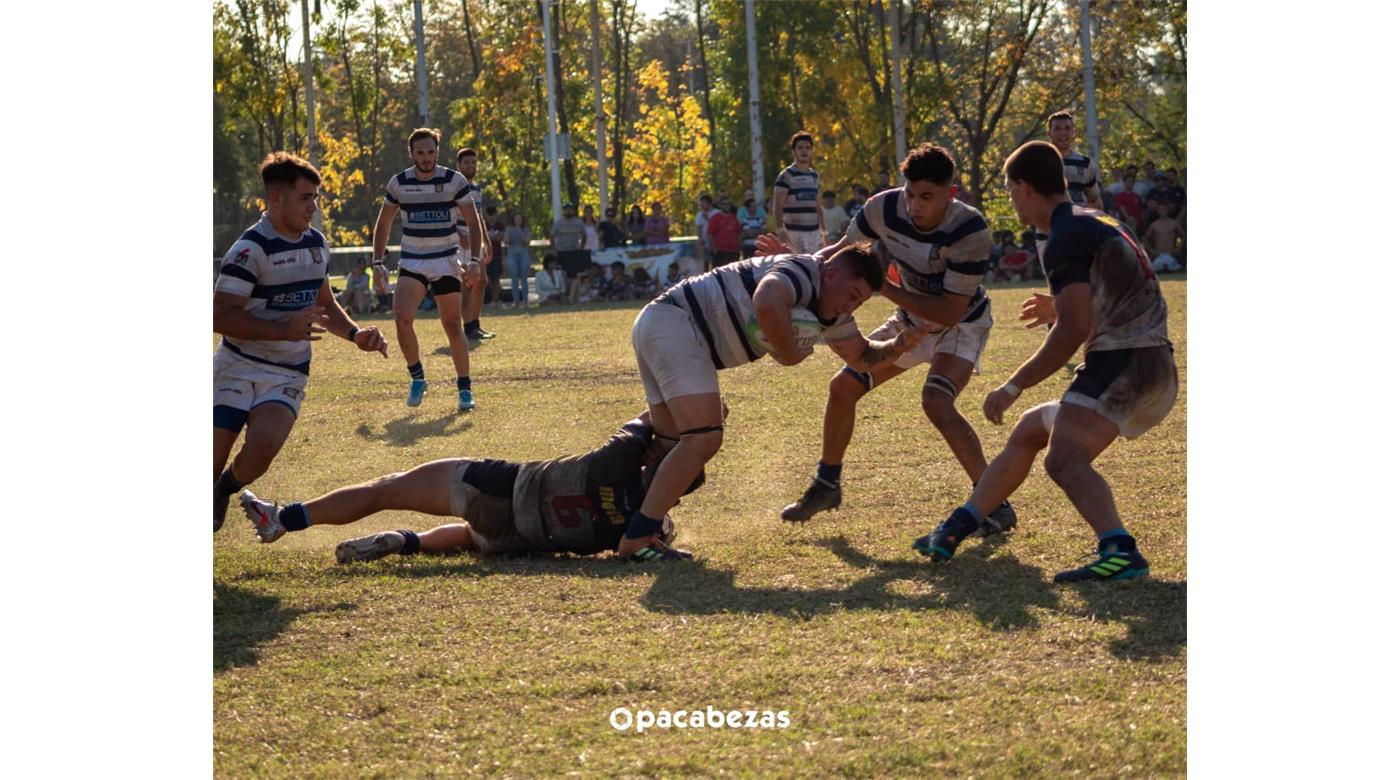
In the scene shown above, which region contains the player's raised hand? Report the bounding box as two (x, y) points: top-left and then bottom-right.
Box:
(285, 306), (329, 341)
(1019, 292), (1056, 329)
(983, 386), (1017, 425)
(754, 233), (793, 256)
(354, 325), (390, 357)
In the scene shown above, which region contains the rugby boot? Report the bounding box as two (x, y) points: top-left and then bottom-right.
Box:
(1053, 537), (1149, 583)
(975, 500), (1019, 538)
(780, 479), (841, 522)
(457, 388), (476, 412)
(240, 491), (286, 544)
(215, 490), (231, 533)
(336, 531), (406, 564)
(406, 378), (428, 407)
(912, 507), (980, 562)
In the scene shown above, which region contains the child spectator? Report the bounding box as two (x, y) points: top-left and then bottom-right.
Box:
(630, 267), (656, 299)
(534, 254), (566, 305)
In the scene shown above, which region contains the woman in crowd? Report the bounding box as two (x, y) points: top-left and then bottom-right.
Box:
(626, 205), (647, 245)
(504, 213), (533, 307)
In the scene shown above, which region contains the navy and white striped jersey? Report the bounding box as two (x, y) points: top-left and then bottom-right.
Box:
(454, 179), (483, 242)
(774, 164), (821, 232)
(1062, 150), (1099, 204)
(384, 165), (475, 261)
(660, 253), (856, 369)
(846, 188), (992, 326)
(213, 213), (329, 374)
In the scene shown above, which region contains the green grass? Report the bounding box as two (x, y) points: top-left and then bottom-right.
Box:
(215, 277), (1186, 777)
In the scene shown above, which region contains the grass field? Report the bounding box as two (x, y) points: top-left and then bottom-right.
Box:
(214, 277), (1186, 777)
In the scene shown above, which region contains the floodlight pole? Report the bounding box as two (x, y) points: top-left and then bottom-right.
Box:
(301, 0), (321, 230)
(413, 0), (429, 126)
(541, 0), (563, 223)
(1079, 0), (1100, 164)
(744, 0), (764, 203)
(589, 0), (609, 214)
(888, 0), (907, 181)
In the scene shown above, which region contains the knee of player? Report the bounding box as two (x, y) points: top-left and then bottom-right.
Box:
(920, 385), (962, 427)
(830, 368), (871, 404)
(1009, 404), (1055, 450)
(680, 426), (725, 458)
(440, 312), (463, 330)
(1042, 448), (1087, 484)
(394, 311), (416, 328)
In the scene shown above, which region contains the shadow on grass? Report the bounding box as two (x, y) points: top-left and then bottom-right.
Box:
(213, 584), (355, 672)
(355, 411), (473, 447)
(1064, 577), (1187, 660)
(325, 550), (641, 581)
(637, 535), (1058, 631)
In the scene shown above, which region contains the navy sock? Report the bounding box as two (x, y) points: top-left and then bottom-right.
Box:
(280, 503), (310, 531)
(457, 376), (472, 392)
(945, 506), (980, 536)
(407, 362), (425, 381)
(625, 510), (664, 540)
(214, 468), (244, 500)
(816, 461), (842, 487)
(959, 502), (986, 524)
(397, 530), (421, 555)
(1097, 528), (1136, 552)
(465, 319), (480, 333)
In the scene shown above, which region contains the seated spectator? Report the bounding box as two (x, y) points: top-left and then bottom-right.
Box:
(996, 247), (1033, 283)
(1113, 174), (1145, 232)
(663, 261), (685, 288)
(644, 202), (671, 244)
(1143, 201), (1184, 272)
(371, 261), (392, 313)
(576, 265), (604, 304)
(604, 261), (631, 301)
(630, 267), (656, 299)
(343, 260), (372, 314)
(534, 254), (566, 305)
(625, 205), (647, 245)
(706, 202), (743, 267)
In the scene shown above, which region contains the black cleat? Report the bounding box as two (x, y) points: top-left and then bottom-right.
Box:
(780, 479), (841, 522)
(975, 500), (1018, 538)
(215, 491), (230, 533)
(912, 508), (980, 562)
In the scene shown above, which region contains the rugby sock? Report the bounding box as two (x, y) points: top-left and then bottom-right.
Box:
(944, 506), (981, 537)
(214, 468), (245, 501)
(279, 503), (310, 531)
(1097, 528), (1136, 552)
(397, 530), (421, 555)
(407, 362), (425, 381)
(815, 460), (842, 488)
(464, 318), (481, 335)
(959, 502), (986, 525)
(457, 376), (473, 392)
(625, 510), (665, 540)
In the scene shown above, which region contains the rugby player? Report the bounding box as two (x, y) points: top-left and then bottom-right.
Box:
(454, 147), (496, 343)
(618, 242), (929, 559)
(371, 128), (483, 412)
(772, 131), (825, 254)
(238, 411), (706, 562)
(213, 153), (389, 532)
(913, 141), (1178, 582)
(1047, 110), (1103, 209)
(769, 145), (1018, 536)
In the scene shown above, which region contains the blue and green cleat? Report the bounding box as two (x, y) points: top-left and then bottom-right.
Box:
(1053, 538), (1149, 582)
(457, 388), (476, 412)
(406, 379), (428, 407)
(912, 507), (980, 562)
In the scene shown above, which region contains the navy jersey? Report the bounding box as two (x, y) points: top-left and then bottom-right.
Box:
(1040, 203), (1170, 352)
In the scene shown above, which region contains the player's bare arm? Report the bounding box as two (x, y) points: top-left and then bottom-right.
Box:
(459, 200), (484, 261)
(879, 283), (969, 329)
(752, 276), (811, 366)
(984, 282), (1092, 424)
(826, 321), (931, 373)
(315, 280), (388, 356)
(371, 202), (399, 259)
(214, 291), (328, 342)
(1019, 292), (1056, 328)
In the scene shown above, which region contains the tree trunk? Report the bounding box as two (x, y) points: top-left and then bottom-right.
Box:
(693, 0), (718, 191)
(461, 0), (481, 80)
(548, 0), (579, 206)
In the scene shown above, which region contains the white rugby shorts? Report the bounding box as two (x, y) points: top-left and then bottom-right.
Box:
(631, 301), (721, 405)
(866, 304), (993, 371)
(213, 349), (307, 427)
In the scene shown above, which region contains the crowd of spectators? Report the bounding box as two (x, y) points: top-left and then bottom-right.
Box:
(1102, 161), (1187, 272)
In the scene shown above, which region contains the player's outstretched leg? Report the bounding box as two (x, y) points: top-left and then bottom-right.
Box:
(914, 403), (1052, 562)
(781, 367), (873, 521)
(921, 355), (1017, 538)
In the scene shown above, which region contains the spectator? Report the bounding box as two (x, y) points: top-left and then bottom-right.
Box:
(534, 254), (566, 305)
(604, 260), (631, 301)
(630, 267), (656, 299)
(706, 201), (743, 266)
(577, 265), (604, 303)
(371, 261), (392, 313)
(644, 201), (671, 244)
(737, 196), (767, 255)
(995, 238), (1033, 283)
(582, 205), (601, 253)
(844, 184), (870, 218)
(339, 259), (372, 314)
(504, 212), (532, 307)
(820, 190), (849, 242)
(484, 206), (506, 307)
(663, 261), (685, 288)
(625, 205), (647, 245)
(1146, 173), (1178, 219)
(599, 206), (626, 248)
(1105, 166), (1126, 196)
(876, 169), (892, 190)
(1113, 174), (1145, 232)
(1143, 201), (1184, 272)
(693, 194), (718, 268)
(550, 202), (589, 303)
(1164, 168), (1187, 215)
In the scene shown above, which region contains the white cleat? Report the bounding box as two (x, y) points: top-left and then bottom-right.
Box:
(335, 531), (405, 564)
(240, 490), (286, 544)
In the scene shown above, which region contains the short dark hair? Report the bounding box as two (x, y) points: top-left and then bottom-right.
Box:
(822, 190), (836, 198)
(789, 131), (813, 150)
(543, 253), (558, 266)
(699, 194), (712, 204)
(260, 152), (321, 188)
(408, 127), (441, 147)
(1003, 141), (1066, 197)
(900, 144), (955, 186)
(457, 147), (477, 161)
(1047, 110), (1074, 128)
(830, 241), (884, 293)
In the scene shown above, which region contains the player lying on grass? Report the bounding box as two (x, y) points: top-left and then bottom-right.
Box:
(238, 411), (710, 562)
(912, 141), (1178, 582)
(618, 242), (931, 559)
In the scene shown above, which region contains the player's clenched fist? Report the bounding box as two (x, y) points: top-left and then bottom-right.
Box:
(285, 306), (329, 341)
(353, 326), (389, 357)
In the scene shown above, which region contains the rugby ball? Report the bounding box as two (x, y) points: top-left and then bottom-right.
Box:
(745, 307), (825, 354)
